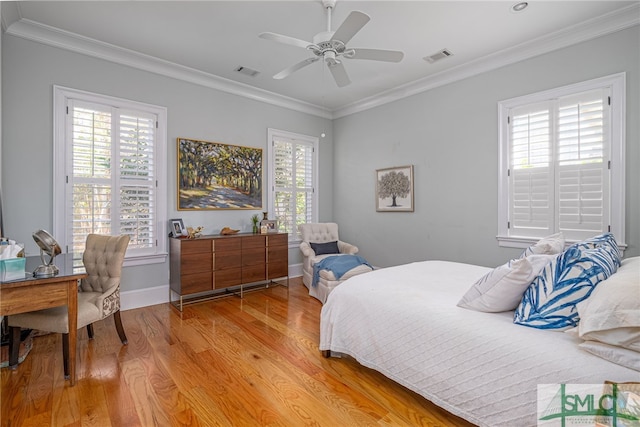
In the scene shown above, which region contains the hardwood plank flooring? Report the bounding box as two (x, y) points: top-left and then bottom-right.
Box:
(1, 278), (475, 426)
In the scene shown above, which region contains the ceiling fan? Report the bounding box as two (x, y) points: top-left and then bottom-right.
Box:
(259, 0), (404, 87)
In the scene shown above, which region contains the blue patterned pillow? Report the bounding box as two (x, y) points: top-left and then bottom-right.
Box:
(571, 232), (621, 257)
(514, 241), (621, 330)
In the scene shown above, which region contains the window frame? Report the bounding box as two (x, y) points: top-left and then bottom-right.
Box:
(497, 73), (626, 251)
(53, 85), (168, 266)
(267, 128), (319, 245)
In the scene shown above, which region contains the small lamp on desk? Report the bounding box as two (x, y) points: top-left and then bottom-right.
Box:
(32, 229), (61, 278)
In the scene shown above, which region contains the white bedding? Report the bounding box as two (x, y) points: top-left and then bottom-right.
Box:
(319, 260), (639, 427)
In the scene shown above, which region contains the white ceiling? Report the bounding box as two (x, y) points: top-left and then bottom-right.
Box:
(3, 1), (639, 117)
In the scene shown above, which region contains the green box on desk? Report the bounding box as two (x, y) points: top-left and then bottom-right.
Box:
(0, 257), (26, 281)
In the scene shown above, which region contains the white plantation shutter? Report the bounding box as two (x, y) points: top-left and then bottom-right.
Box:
(70, 101), (113, 253)
(118, 110), (156, 250)
(556, 90), (609, 239)
(268, 129), (318, 242)
(55, 86), (167, 264)
(499, 74), (623, 248)
(509, 102), (553, 237)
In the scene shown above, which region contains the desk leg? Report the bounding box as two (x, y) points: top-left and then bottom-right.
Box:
(8, 326), (21, 369)
(67, 279), (78, 385)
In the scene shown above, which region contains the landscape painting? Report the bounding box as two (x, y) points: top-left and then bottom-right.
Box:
(178, 138), (262, 210)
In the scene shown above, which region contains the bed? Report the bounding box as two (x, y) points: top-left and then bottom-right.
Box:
(319, 256), (640, 427)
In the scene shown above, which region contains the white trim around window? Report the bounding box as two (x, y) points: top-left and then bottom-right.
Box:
(53, 86), (168, 266)
(267, 128), (319, 244)
(497, 73), (626, 252)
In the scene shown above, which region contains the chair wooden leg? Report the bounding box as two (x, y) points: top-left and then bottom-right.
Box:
(86, 324), (94, 339)
(113, 311), (128, 345)
(8, 326), (21, 370)
(62, 333), (70, 380)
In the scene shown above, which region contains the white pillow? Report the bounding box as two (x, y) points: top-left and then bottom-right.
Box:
(576, 256), (640, 351)
(519, 232), (565, 258)
(579, 341), (640, 372)
(457, 254), (555, 312)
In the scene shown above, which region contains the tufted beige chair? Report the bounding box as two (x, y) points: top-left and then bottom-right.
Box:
(8, 234), (130, 378)
(299, 223), (372, 303)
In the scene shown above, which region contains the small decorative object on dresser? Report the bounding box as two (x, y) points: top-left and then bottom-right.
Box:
(251, 214), (260, 233)
(186, 226), (204, 239)
(170, 218), (187, 237)
(261, 219), (277, 233)
(220, 227), (240, 235)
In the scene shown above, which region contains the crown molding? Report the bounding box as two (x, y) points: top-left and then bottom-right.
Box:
(0, 2), (21, 33)
(4, 3), (638, 120)
(4, 18), (332, 119)
(332, 3), (640, 119)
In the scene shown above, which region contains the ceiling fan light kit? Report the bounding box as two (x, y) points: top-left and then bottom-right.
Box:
(259, 0), (404, 87)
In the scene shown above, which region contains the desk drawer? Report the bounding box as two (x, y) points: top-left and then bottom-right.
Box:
(0, 283), (69, 315)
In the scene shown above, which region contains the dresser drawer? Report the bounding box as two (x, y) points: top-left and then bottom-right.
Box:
(181, 252), (213, 274)
(214, 238), (241, 252)
(242, 264), (266, 283)
(215, 268), (242, 289)
(181, 272), (213, 294)
(267, 233), (288, 247)
(181, 239), (212, 255)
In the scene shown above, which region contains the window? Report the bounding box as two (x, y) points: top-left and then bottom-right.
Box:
(53, 86), (167, 265)
(267, 128), (318, 243)
(498, 73), (625, 250)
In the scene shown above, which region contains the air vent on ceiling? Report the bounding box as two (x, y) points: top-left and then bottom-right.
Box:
(423, 49), (453, 64)
(234, 66), (260, 77)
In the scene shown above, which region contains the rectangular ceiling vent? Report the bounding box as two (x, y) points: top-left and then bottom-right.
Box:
(234, 66), (260, 77)
(423, 49), (453, 64)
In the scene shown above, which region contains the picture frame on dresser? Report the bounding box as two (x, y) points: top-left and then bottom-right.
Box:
(261, 219), (277, 233)
(170, 218), (187, 237)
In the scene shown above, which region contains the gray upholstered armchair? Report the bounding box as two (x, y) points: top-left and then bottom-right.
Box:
(299, 223), (371, 303)
(8, 234), (130, 378)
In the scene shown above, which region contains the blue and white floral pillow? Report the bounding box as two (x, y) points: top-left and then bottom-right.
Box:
(572, 232), (621, 257)
(514, 235), (621, 330)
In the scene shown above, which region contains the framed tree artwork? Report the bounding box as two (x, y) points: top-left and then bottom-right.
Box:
(178, 138), (262, 210)
(376, 165), (414, 212)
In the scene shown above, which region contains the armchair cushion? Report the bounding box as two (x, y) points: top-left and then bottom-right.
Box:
(310, 241), (340, 255)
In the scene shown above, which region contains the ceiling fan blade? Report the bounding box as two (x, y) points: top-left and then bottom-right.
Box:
(328, 61), (351, 87)
(259, 32), (312, 49)
(349, 48), (404, 62)
(273, 57), (320, 80)
(330, 11), (370, 45)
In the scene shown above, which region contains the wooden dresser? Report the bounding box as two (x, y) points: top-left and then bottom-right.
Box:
(169, 232), (288, 311)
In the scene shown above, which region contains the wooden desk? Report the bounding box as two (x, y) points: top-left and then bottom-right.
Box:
(0, 255), (86, 385)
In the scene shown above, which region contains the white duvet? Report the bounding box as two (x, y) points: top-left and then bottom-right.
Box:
(319, 261), (639, 427)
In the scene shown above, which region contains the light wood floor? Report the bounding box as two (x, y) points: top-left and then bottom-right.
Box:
(1, 278), (475, 426)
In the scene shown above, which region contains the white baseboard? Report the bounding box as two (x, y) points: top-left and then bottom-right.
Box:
(120, 264), (303, 311)
(121, 284), (169, 311)
(289, 263), (303, 278)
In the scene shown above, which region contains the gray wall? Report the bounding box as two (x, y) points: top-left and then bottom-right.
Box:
(2, 26), (638, 294)
(333, 26), (640, 268)
(1, 35), (332, 292)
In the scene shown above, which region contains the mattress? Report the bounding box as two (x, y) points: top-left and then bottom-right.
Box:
(319, 260), (639, 427)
